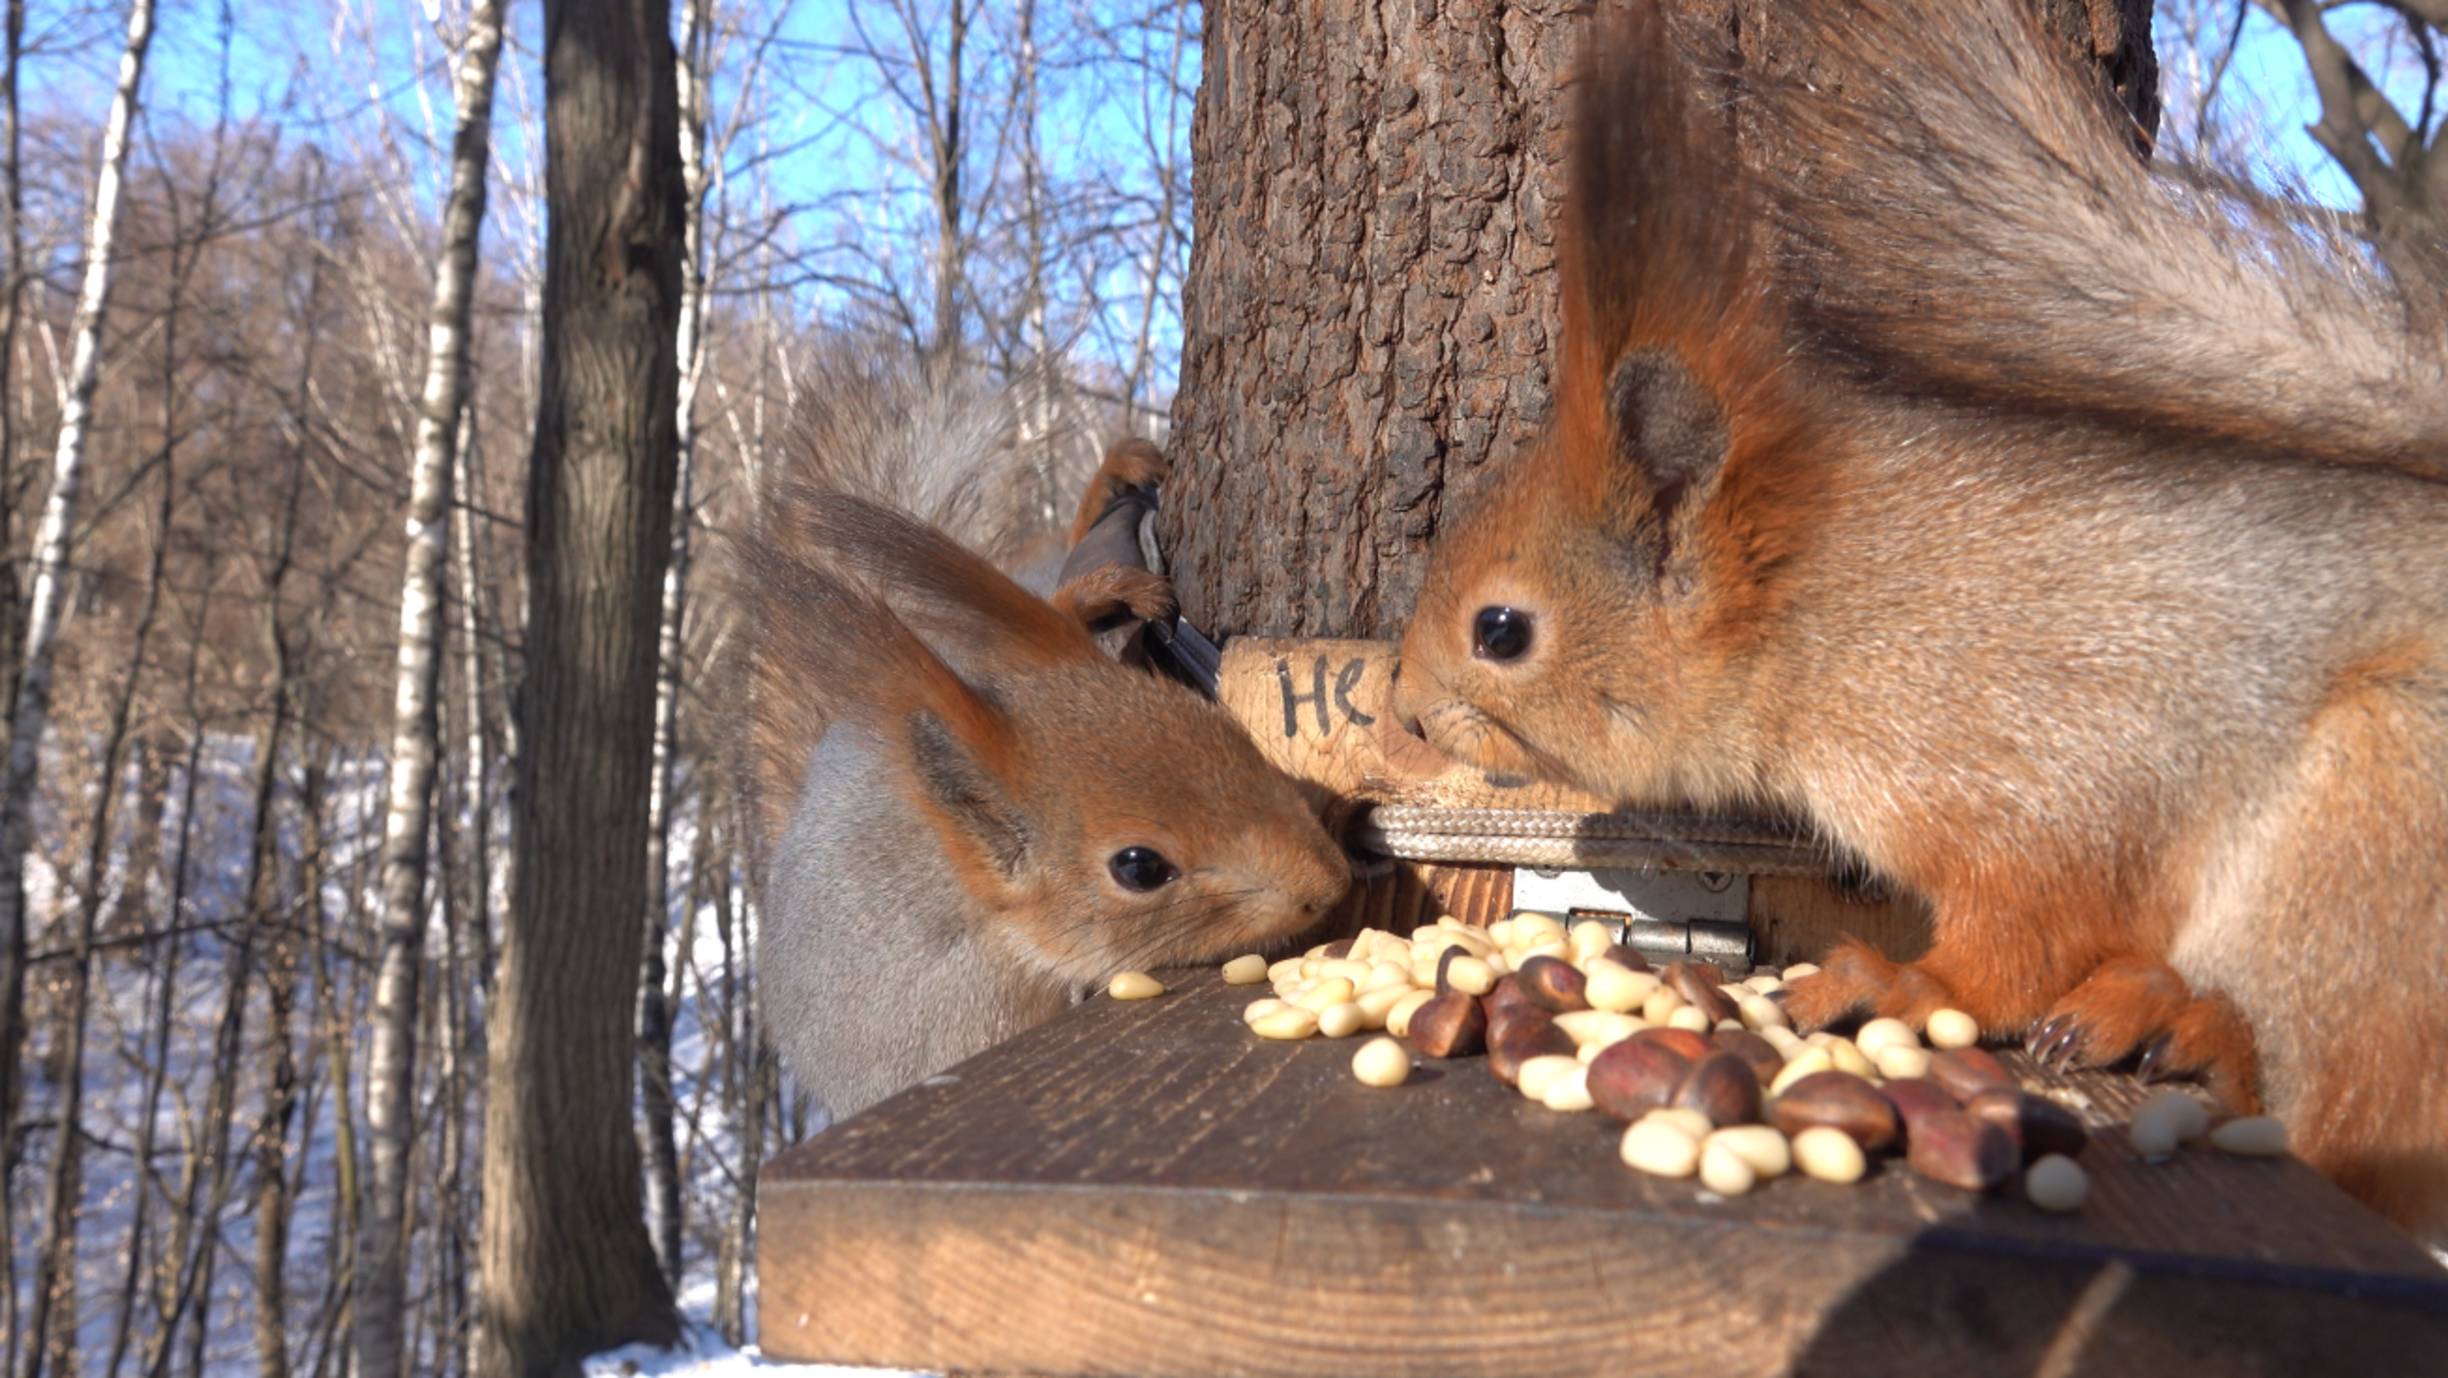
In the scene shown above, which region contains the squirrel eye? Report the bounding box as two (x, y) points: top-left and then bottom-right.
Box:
(1108, 845), (1178, 892)
(1472, 606), (1534, 662)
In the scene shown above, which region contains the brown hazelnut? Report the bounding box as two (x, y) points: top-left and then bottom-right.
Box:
(1671, 1052), (1765, 1127)
(1405, 992), (1487, 1059)
(1588, 1040), (1693, 1121)
(1963, 1089), (2088, 1162)
(1768, 1071), (1901, 1151)
(1515, 955), (1591, 1012)
(1904, 1109), (2019, 1191)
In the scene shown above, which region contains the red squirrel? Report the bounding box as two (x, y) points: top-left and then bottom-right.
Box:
(1397, 0), (2448, 1235)
(745, 362), (1347, 1122)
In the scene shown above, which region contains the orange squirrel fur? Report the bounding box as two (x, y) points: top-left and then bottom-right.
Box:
(1398, 0), (2448, 1236)
(746, 366), (1346, 1121)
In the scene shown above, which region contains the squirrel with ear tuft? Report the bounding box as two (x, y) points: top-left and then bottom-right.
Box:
(1399, 0), (2448, 1237)
(744, 361), (1348, 1124)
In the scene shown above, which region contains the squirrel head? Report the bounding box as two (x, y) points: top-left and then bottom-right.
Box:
(1396, 3), (1826, 806)
(751, 493), (1349, 982)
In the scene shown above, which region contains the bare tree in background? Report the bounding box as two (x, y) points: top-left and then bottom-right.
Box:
(477, 0), (687, 1370)
(360, 4), (508, 1376)
(2257, 0), (2445, 270)
(0, 0), (154, 1256)
(640, 0), (714, 1286)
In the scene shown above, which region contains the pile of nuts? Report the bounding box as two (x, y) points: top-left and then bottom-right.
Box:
(1175, 912), (2290, 1211)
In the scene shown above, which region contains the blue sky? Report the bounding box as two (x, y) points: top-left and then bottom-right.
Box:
(20, 0), (2440, 401)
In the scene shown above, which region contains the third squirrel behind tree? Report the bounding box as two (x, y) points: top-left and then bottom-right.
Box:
(1398, 0), (2448, 1237)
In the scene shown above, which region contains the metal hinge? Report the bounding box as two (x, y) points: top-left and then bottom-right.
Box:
(1511, 866), (1756, 970)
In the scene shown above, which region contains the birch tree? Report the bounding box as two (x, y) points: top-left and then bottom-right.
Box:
(0, 0), (154, 1232)
(359, 4), (509, 1376)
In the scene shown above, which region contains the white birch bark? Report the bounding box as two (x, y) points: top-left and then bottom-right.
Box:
(357, 5), (507, 1376)
(0, 0), (154, 1196)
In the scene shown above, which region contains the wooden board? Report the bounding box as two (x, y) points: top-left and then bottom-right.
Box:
(759, 974), (2448, 1376)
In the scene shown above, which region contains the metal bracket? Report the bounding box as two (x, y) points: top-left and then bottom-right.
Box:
(1511, 866), (1755, 970)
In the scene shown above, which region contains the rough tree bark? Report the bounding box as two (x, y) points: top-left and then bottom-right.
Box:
(475, 0), (687, 1369)
(359, 5), (507, 1376)
(0, 0), (153, 1240)
(1160, 0), (2157, 638)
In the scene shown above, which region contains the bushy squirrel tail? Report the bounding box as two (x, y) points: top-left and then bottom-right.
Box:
(1745, 0), (2448, 479)
(769, 351), (1089, 568)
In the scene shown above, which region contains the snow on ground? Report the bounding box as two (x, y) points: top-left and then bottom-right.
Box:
(9, 737), (898, 1375)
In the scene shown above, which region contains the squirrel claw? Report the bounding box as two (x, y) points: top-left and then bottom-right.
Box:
(2031, 1014), (2089, 1072)
(2135, 1032), (2176, 1082)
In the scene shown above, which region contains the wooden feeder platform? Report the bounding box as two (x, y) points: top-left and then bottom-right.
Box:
(756, 639), (2448, 1373)
(758, 973), (2448, 1376)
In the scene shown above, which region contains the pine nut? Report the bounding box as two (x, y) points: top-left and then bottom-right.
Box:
(2127, 1099), (2185, 1161)
(1292, 976), (1356, 1012)
(1699, 1139), (1758, 1195)
(1873, 1045), (1932, 1081)
(1586, 960), (1660, 1014)
(1354, 984), (1410, 1025)
(1792, 1125), (1867, 1183)
(1351, 1036), (1410, 1087)
(1854, 1017), (1917, 1058)
(1242, 997), (1288, 1026)
(1781, 963), (1821, 980)
(1737, 994), (1790, 1031)
(1540, 1064), (1595, 1112)
(1643, 1106), (1715, 1140)
(1267, 957), (1304, 987)
(2135, 1088), (2210, 1143)
(1443, 955), (1497, 996)
(1769, 1046), (1835, 1097)
(1642, 986), (1686, 1024)
(1319, 959), (1370, 985)
(1317, 1002), (1366, 1039)
(1744, 975), (1785, 995)
(1620, 1118), (1704, 1177)
(2209, 1115), (2287, 1156)
(1925, 1008), (1980, 1050)
(1569, 921), (1615, 965)
(1249, 1005), (1319, 1040)
(1108, 970), (1165, 1000)
(1553, 1010), (1641, 1050)
(1361, 961), (1413, 993)
(1705, 1125), (1793, 1180)
(1666, 1005), (1714, 1034)
(2024, 1154), (2088, 1211)
(1517, 1054), (1581, 1102)
(1823, 1037), (1877, 1080)
(1221, 954), (1269, 985)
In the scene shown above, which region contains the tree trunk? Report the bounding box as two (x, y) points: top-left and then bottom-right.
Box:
(475, 0), (686, 1369)
(360, 6), (507, 1375)
(23, 380), (178, 1378)
(1160, 0), (2157, 638)
(0, 0), (153, 1259)
(638, 0), (713, 1284)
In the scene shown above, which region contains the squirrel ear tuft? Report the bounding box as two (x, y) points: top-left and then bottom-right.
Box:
(905, 704), (1033, 886)
(1607, 347), (1729, 503)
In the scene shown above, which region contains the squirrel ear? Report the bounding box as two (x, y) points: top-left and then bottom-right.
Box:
(905, 705), (1034, 885)
(1606, 347), (1729, 512)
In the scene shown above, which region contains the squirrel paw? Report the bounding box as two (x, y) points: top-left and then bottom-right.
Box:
(1778, 939), (1958, 1031)
(2025, 956), (2260, 1112)
(1051, 564), (1176, 628)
